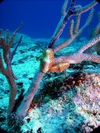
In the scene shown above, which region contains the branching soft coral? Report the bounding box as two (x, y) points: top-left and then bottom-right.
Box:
(0, 0), (100, 130)
(0, 23), (22, 118)
(16, 0), (100, 122)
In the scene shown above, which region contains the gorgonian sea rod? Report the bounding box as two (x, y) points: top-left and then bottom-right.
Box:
(0, 0), (100, 131)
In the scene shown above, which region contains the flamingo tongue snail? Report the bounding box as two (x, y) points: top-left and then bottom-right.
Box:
(40, 48), (70, 73)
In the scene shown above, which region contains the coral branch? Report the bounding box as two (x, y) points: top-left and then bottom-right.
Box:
(0, 24), (22, 116)
(74, 14), (81, 34)
(54, 34), (100, 64)
(48, 0), (76, 49)
(10, 35), (23, 61)
(54, 8), (94, 52)
(76, 0), (98, 15)
(48, 0), (97, 49)
(16, 67), (44, 120)
(69, 19), (74, 37)
(61, 0), (68, 16)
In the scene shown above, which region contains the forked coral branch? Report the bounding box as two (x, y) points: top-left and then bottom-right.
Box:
(54, 8), (94, 52)
(16, 0), (100, 122)
(0, 23), (22, 115)
(48, 0), (98, 49)
(54, 34), (100, 64)
(0, 0), (100, 130)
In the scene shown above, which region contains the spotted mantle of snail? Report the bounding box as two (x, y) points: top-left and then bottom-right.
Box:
(40, 48), (70, 73)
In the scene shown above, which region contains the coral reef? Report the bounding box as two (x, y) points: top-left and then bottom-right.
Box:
(0, 0), (100, 132)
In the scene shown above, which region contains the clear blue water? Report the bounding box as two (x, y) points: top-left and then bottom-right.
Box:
(0, 0), (100, 39)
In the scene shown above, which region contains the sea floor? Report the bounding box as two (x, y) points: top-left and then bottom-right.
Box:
(0, 33), (100, 133)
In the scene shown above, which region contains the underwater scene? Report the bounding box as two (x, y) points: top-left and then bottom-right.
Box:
(0, 0), (100, 133)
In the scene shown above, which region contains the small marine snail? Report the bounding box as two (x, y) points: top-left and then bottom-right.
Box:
(40, 48), (70, 73)
(40, 48), (55, 73)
